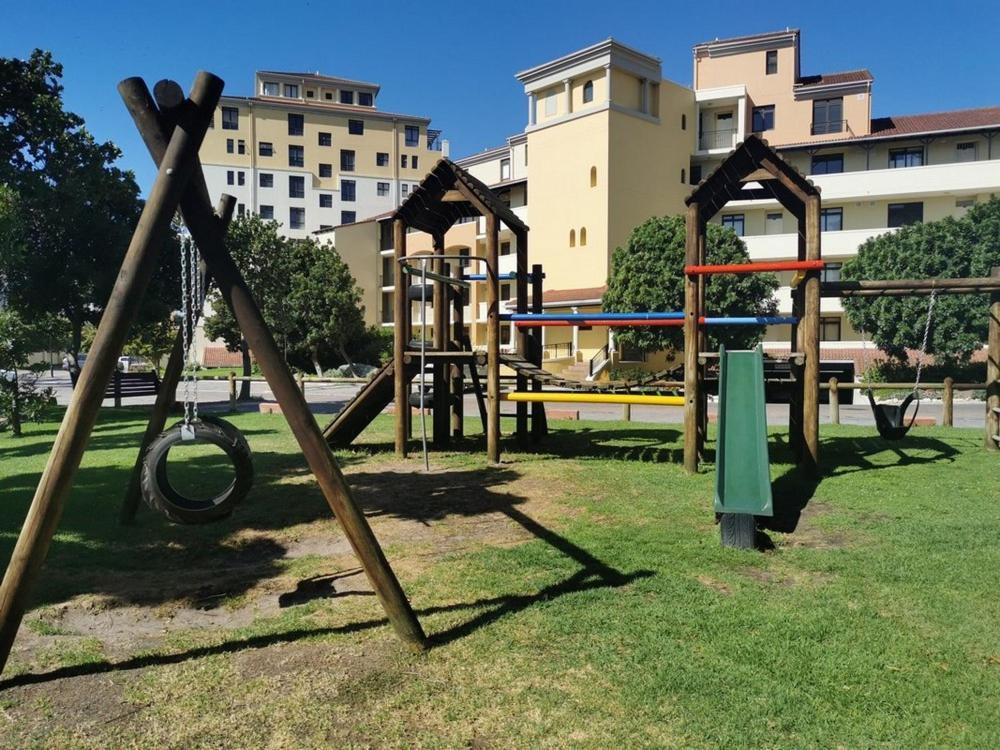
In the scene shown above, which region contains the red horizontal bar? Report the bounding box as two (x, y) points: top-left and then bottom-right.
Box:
(685, 260), (825, 275)
(515, 319), (693, 328)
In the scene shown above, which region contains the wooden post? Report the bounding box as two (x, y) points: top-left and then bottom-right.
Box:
(683, 203), (700, 473)
(514, 229), (529, 443)
(485, 213), (501, 464)
(801, 195), (821, 474)
(229, 370), (237, 410)
(942, 376), (954, 427)
(451, 262), (464, 438)
(986, 266), (999, 450)
(112, 371), (122, 408)
(829, 377), (840, 425)
(530, 263), (547, 439)
(431, 238), (449, 447)
(130, 80), (427, 650)
(789, 215), (806, 459)
(297, 371), (306, 396)
(393, 218), (408, 457)
(0, 73), (222, 674)
(622, 403), (631, 422)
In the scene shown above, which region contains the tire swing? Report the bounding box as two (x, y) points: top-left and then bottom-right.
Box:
(140, 238), (254, 524)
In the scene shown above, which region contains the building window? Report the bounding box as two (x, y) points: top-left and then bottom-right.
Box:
(690, 164), (702, 184)
(889, 146), (924, 169)
(348, 119), (364, 135)
(319, 163), (332, 178)
(259, 173), (273, 188)
(401, 184), (409, 197)
(262, 81), (279, 96)
(305, 89), (314, 99)
(583, 80), (594, 103)
(888, 202), (923, 227)
(324, 92), (333, 101)
(259, 204), (274, 220)
(681, 113), (686, 130)
(341, 180), (356, 201)
(288, 145), (304, 168)
(752, 105), (775, 133)
(400, 154), (408, 169)
(377, 181), (389, 196)
(500, 241), (511, 256)
(545, 91), (557, 116)
(226, 170), (234, 186)
(341, 210), (356, 224)
(237, 203), (245, 216)
(237, 139), (246, 155)
(579, 227), (587, 246)
(500, 158), (511, 181)
(289, 207), (305, 229)
(226, 138), (234, 154)
(318, 132), (331, 147)
(359, 92), (373, 107)
(820, 207), (843, 232)
(955, 198), (976, 212)
(569, 229), (575, 247)
(766, 50), (778, 75)
(237, 171), (245, 186)
(810, 153), (844, 174)
(288, 113), (304, 136)
(284, 84), (299, 99)
(412, 156), (419, 170)
(405, 125), (419, 146)
(258, 142), (273, 157)
(820, 317), (841, 342)
(340, 150), (355, 172)
(956, 142), (977, 162)
(381, 291), (394, 323)
(500, 283), (512, 302)
(681, 168), (686, 183)
(340, 90), (354, 105)
(765, 212), (783, 235)
(289, 175), (305, 198)
(221, 106), (239, 130)
(319, 193), (333, 208)
(721, 214), (745, 236)
(812, 97), (844, 135)
(821, 262), (842, 284)
(376, 152), (389, 167)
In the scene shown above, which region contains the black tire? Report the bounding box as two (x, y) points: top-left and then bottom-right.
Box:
(140, 415), (253, 524)
(720, 513), (756, 550)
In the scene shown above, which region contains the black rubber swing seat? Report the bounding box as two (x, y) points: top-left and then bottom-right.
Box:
(867, 390), (919, 441)
(141, 414), (254, 524)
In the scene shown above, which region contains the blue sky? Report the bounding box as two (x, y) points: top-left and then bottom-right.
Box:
(3, 0), (998, 193)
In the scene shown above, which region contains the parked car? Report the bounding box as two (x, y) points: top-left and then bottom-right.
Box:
(117, 355), (151, 373)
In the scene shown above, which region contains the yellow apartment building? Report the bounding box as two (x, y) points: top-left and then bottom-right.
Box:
(303, 32), (1000, 377)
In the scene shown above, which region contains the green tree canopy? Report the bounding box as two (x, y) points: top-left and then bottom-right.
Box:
(603, 215), (779, 354)
(842, 197), (1000, 363)
(0, 49), (179, 359)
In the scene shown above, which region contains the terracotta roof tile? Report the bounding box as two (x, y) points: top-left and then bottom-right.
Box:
(870, 106), (1000, 137)
(542, 286), (607, 304)
(796, 69), (873, 86)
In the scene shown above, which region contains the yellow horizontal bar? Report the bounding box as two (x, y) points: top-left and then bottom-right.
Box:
(504, 391), (684, 406)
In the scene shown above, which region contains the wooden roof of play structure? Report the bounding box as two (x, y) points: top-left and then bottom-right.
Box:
(393, 158), (529, 237)
(685, 134), (820, 222)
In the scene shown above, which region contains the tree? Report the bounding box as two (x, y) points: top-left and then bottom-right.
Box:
(285, 239), (366, 375)
(0, 309), (55, 436)
(0, 49), (179, 362)
(842, 197), (1000, 364)
(603, 215), (779, 355)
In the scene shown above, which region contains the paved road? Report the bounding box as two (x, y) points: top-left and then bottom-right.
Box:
(35, 370), (989, 429)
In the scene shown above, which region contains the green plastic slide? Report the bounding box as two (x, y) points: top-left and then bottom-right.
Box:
(714, 345), (773, 517)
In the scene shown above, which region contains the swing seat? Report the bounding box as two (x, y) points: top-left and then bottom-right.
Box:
(867, 391), (918, 441)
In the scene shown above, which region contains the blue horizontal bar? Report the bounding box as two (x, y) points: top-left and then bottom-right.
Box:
(508, 312), (685, 321)
(703, 316), (798, 325)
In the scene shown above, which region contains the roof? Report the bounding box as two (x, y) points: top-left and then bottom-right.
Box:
(694, 28), (799, 50)
(257, 70), (380, 90)
(394, 158), (529, 237)
(687, 134), (820, 222)
(218, 94), (432, 124)
(541, 286), (607, 305)
(796, 69), (873, 86)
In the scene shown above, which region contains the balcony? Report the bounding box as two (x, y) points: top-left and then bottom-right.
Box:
(811, 119), (845, 136)
(476, 203), (528, 237)
(698, 127), (737, 152)
(742, 227), (898, 261)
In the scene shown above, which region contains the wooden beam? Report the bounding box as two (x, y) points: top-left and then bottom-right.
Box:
(801, 195), (822, 475)
(440, 190), (466, 203)
(683, 202), (700, 474)
(485, 212), (501, 464)
(987, 266), (999, 451)
(393, 219), (409, 457)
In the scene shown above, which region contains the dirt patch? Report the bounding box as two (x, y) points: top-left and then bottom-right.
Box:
(737, 566), (834, 588)
(696, 574), (732, 595)
(779, 501), (853, 550)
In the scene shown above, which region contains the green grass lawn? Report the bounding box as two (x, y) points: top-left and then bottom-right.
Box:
(0, 409), (997, 748)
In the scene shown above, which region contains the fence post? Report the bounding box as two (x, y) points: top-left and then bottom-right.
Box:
(943, 376), (954, 427)
(829, 377), (839, 425)
(229, 371), (237, 411)
(622, 403), (631, 422)
(297, 372), (306, 397)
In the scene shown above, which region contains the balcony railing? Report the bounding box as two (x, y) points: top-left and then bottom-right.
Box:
(698, 127), (737, 151)
(811, 120), (845, 136)
(542, 342), (574, 360)
(589, 344), (609, 377)
(427, 129), (443, 152)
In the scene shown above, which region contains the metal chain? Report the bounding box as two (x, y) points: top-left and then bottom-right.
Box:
(913, 290), (937, 393)
(179, 236), (201, 424)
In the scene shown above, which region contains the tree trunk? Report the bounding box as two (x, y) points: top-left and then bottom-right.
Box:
(337, 342), (357, 377)
(311, 346), (323, 377)
(10, 372), (22, 437)
(239, 337), (252, 400)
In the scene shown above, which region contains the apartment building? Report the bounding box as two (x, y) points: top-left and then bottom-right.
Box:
(332, 32), (1000, 377)
(199, 70), (446, 238)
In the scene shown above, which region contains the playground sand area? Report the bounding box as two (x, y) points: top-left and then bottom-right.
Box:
(0, 409), (997, 748)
